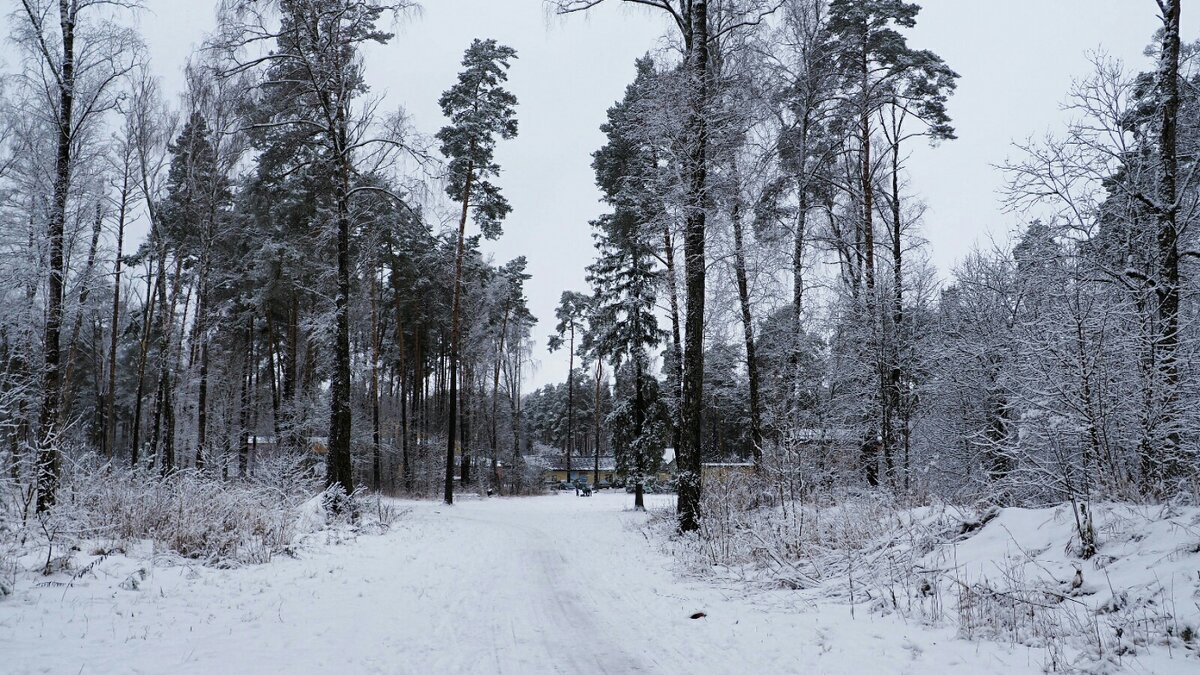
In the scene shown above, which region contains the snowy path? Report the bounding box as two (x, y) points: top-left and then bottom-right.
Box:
(3, 492), (1046, 674)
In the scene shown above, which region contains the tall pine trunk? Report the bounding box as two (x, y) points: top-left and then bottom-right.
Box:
(593, 359), (602, 487)
(326, 144), (354, 498)
(566, 327), (575, 479)
(371, 265), (382, 491)
(131, 260), (158, 468)
(660, 190), (684, 462)
(491, 308), (508, 492)
(677, 0), (710, 533)
(1151, 0), (1182, 488)
(888, 124), (906, 488)
(446, 158), (475, 504)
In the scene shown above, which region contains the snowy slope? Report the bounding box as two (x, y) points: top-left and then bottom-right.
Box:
(919, 503), (1200, 672)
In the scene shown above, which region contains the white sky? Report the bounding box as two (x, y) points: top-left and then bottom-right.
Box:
(106, 0), (1197, 388)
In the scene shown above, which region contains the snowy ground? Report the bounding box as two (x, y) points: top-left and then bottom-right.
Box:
(0, 491), (1168, 674)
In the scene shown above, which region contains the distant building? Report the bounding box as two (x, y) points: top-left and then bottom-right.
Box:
(546, 457), (617, 484)
(544, 446), (677, 485)
(793, 428), (858, 447)
(241, 435), (328, 455)
(701, 462), (756, 481)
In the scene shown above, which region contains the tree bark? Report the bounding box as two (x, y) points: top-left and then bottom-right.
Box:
(460, 363), (471, 484)
(677, 0), (709, 533)
(104, 174), (130, 460)
(36, 0), (78, 512)
(566, 325), (575, 480)
(195, 267), (210, 468)
(371, 263), (382, 492)
(239, 315), (253, 477)
(633, 355), (646, 511)
(593, 359), (602, 488)
(61, 206), (103, 422)
(1151, 0), (1182, 488)
(491, 307), (508, 491)
(729, 168), (762, 465)
(887, 121), (905, 487)
(326, 144), (354, 498)
(130, 260), (158, 468)
(447, 158), (475, 504)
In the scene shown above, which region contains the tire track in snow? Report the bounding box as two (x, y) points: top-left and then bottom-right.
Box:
(446, 508), (651, 674)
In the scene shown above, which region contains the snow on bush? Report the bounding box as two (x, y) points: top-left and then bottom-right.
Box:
(0, 453), (396, 576)
(650, 474), (1200, 671)
(75, 466), (315, 565)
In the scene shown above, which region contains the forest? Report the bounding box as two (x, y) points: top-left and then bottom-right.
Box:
(2, 1), (1200, 672)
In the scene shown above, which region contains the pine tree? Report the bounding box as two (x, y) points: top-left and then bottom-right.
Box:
(586, 209), (664, 509)
(548, 291), (590, 481)
(825, 0), (957, 485)
(436, 38), (519, 504)
(217, 0), (412, 500)
(159, 112), (232, 471)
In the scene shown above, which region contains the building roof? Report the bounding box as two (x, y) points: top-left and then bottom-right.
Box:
(793, 428), (858, 443)
(548, 457), (617, 473)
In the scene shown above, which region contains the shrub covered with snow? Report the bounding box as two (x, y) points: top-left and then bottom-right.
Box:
(0, 454), (328, 569)
(651, 475), (1200, 671)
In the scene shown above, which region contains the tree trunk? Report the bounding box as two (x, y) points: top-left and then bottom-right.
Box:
(790, 162), (809, 436)
(326, 149), (354, 498)
(566, 326), (575, 480)
(447, 158), (475, 504)
(593, 359), (602, 488)
(507, 338), (524, 493)
(662, 220), (684, 461)
(858, 37), (884, 486)
(634, 356), (646, 511)
(677, 0), (709, 533)
(888, 123), (905, 488)
(491, 308), (508, 491)
(36, 1), (78, 512)
(150, 255), (183, 475)
(1152, 0), (1182, 488)
(729, 169), (762, 465)
(61, 206), (104, 422)
(104, 176), (130, 460)
(393, 258), (412, 492)
(239, 315), (253, 477)
(371, 264), (382, 491)
(459, 364), (471, 484)
(131, 260), (158, 468)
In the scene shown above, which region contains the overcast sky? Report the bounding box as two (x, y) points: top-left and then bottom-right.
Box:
(131, 0), (1189, 389)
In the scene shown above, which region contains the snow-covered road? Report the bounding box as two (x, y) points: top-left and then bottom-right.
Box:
(3, 492), (1045, 674)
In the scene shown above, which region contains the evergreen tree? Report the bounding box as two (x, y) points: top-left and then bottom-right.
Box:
(436, 38), (519, 505)
(218, 0), (412, 499)
(159, 112), (232, 470)
(825, 0), (957, 485)
(548, 291), (590, 478)
(586, 209), (664, 509)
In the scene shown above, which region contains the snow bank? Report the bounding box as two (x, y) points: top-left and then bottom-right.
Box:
(922, 503), (1200, 671)
(654, 483), (1200, 672)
